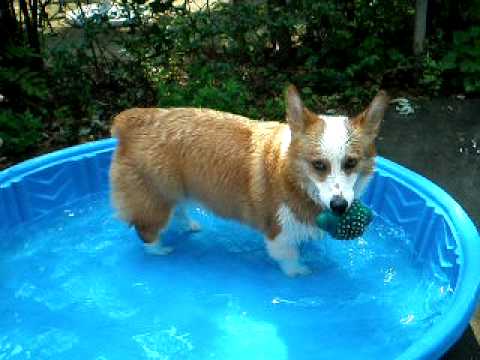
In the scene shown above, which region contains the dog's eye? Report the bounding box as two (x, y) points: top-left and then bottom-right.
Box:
(312, 160), (328, 172)
(344, 157), (359, 170)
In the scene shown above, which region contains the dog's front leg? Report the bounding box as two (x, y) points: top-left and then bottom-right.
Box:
(265, 232), (311, 277)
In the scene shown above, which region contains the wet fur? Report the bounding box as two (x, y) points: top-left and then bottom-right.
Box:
(110, 86), (389, 276)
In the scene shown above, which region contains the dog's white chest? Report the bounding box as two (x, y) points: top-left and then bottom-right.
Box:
(276, 204), (322, 242)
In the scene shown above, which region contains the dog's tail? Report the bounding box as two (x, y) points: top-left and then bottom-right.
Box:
(112, 109), (146, 158)
(111, 111), (128, 139)
(111, 108), (147, 142)
(111, 108), (158, 140)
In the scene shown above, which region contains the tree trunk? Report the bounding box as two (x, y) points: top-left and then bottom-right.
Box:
(0, 0), (19, 52)
(19, 0), (41, 54)
(18, 0), (43, 69)
(413, 0), (428, 56)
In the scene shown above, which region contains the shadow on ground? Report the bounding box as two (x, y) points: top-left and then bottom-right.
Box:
(378, 98), (480, 360)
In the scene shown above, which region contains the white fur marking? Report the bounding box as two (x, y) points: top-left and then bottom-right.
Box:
(144, 241), (174, 255)
(309, 115), (358, 209)
(276, 204), (320, 242)
(320, 116), (349, 161)
(265, 204), (323, 276)
(266, 237), (311, 277)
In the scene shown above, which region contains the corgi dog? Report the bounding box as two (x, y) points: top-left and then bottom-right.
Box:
(110, 86), (389, 276)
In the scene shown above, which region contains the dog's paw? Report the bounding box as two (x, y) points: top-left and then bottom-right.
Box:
(280, 262), (312, 277)
(144, 242), (174, 256)
(187, 220), (201, 232)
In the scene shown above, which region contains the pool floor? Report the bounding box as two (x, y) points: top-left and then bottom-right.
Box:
(0, 193), (453, 359)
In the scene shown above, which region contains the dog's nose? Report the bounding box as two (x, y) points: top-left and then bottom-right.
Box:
(330, 195), (348, 215)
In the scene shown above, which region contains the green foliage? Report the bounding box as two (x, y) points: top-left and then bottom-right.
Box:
(0, 46), (48, 156)
(2, 0), (480, 165)
(0, 110), (42, 154)
(138, 0), (414, 115)
(157, 63), (261, 118)
(0, 66), (48, 100)
(44, 21), (156, 144)
(0, 46), (49, 107)
(420, 53), (444, 95)
(441, 26), (480, 93)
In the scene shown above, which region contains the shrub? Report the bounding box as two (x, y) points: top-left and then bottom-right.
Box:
(2, 0), (480, 166)
(0, 110), (42, 154)
(441, 26), (480, 94)
(157, 62), (259, 116)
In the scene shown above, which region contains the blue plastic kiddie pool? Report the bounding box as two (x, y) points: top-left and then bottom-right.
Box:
(0, 139), (479, 359)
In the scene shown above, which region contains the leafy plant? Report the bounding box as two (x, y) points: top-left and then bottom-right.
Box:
(0, 46), (49, 108)
(419, 53), (444, 95)
(2, 0), (480, 166)
(157, 62), (259, 118)
(0, 46), (47, 156)
(441, 26), (480, 93)
(0, 110), (42, 154)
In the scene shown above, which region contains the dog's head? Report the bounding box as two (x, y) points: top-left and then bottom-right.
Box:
(284, 85), (389, 214)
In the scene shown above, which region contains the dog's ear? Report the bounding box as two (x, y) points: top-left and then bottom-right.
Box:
(286, 85), (317, 133)
(351, 90), (389, 140)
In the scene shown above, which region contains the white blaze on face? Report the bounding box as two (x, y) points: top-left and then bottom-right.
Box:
(311, 115), (358, 209)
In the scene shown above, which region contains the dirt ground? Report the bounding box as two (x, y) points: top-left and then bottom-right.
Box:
(377, 98), (480, 359)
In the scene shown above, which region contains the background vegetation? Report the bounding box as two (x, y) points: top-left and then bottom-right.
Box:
(0, 0), (479, 167)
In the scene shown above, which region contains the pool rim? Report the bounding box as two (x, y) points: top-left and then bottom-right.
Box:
(1, 138), (479, 360)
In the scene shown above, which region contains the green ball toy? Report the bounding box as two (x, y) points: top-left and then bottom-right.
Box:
(315, 199), (373, 240)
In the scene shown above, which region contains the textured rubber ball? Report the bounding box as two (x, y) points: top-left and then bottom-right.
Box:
(316, 199), (374, 240)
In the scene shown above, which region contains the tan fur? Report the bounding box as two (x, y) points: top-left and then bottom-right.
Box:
(110, 87), (388, 268)
(110, 107), (317, 241)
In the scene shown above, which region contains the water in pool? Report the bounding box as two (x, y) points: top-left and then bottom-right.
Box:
(0, 193), (453, 359)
